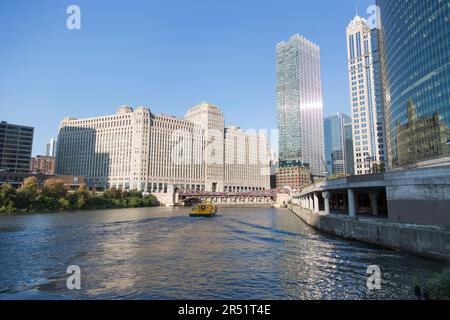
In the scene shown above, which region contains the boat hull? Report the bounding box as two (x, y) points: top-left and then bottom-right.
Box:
(190, 203), (217, 217)
(189, 213), (217, 218)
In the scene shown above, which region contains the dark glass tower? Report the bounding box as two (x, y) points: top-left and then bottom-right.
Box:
(0, 121), (34, 173)
(377, 0), (450, 169)
(324, 113), (352, 176)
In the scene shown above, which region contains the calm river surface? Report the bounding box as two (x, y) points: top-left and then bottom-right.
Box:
(0, 207), (446, 300)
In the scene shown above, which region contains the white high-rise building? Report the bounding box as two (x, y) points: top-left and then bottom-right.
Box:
(346, 16), (386, 175)
(56, 103), (270, 192)
(276, 34), (325, 176)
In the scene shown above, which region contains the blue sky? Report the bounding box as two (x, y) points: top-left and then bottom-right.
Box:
(0, 0), (373, 156)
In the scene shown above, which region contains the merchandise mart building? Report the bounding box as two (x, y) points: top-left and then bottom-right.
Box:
(56, 102), (270, 193)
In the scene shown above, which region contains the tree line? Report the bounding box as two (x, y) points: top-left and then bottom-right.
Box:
(0, 177), (159, 214)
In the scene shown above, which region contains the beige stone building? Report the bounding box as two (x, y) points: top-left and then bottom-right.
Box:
(346, 16), (386, 175)
(56, 103), (270, 192)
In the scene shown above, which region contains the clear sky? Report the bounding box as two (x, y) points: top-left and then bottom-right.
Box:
(0, 0), (373, 156)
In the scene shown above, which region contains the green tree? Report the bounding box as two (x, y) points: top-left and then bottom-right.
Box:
(74, 184), (91, 209)
(372, 163), (386, 173)
(103, 188), (122, 199)
(128, 190), (143, 198)
(0, 184), (17, 213)
(16, 177), (39, 210)
(416, 268), (450, 300)
(58, 197), (70, 210)
(42, 179), (67, 199)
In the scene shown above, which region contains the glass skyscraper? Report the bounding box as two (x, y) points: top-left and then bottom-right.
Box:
(324, 113), (352, 176)
(377, 0), (450, 169)
(0, 121), (34, 173)
(276, 34), (325, 176)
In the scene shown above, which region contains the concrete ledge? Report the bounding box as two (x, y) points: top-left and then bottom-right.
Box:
(288, 204), (450, 261)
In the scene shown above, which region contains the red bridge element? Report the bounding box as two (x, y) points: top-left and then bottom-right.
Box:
(177, 188), (290, 198)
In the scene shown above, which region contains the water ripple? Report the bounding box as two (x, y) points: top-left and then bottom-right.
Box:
(0, 207), (445, 300)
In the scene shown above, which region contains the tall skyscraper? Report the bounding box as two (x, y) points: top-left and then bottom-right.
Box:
(0, 121), (34, 173)
(324, 113), (352, 176)
(276, 34), (325, 176)
(377, 0), (450, 169)
(346, 16), (387, 175)
(45, 138), (57, 157)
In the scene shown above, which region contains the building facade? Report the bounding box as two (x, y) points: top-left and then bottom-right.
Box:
(0, 121), (34, 173)
(56, 103), (270, 192)
(276, 34), (325, 176)
(30, 155), (56, 175)
(276, 160), (311, 192)
(377, 0), (450, 169)
(324, 113), (352, 176)
(344, 123), (355, 175)
(223, 125), (270, 192)
(346, 16), (387, 175)
(0, 172), (84, 190)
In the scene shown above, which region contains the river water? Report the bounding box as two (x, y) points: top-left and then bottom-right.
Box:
(0, 207), (446, 300)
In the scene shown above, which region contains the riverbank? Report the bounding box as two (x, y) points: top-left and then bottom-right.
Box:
(0, 201), (160, 216)
(288, 203), (450, 262)
(0, 178), (159, 215)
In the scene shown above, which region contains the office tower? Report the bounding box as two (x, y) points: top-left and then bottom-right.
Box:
(56, 104), (270, 192)
(344, 123), (355, 175)
(346, 15), (387, 175)
(377, 0), (450, 169)
(45, 138), (57, 157)
(276, 34), (325, 176)
(324, 113), (352, 176)
(0, 121), (34, 173)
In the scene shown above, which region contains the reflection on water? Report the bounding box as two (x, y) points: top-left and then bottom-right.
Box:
(0, 207), (445, 300)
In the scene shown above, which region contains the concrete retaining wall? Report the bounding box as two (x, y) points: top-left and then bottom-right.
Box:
(289, 204), (450, 261)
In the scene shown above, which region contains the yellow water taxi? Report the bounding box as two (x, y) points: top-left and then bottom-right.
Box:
(190, 202), (217, 217)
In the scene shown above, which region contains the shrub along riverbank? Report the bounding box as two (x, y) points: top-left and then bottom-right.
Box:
(0, 177), (159, 215)
(415, 268), (450, 300)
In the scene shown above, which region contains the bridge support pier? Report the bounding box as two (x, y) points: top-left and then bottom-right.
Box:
(369, 192), (379, 216)
(313, 193), (320, 213)
(322, 192), (330, 215)
(348, 189), (356, 218)
(308, 195), (314, 211)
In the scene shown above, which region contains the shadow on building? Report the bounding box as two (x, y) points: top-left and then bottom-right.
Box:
(56, 126), (109, 191)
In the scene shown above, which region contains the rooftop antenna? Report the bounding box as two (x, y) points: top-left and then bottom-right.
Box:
(355, 2), (359, 17)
